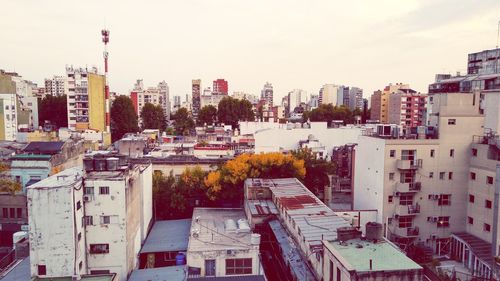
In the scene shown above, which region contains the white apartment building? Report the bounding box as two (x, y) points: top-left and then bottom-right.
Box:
(319, 84), (340, 106)
(27, 155), (153, 281)
(186, 208), (262, 278)
(354, 92), (484, 254)
(233, 92), (259, 105)
(288, 89), (306, 113)
(0, 93), (18, 141)
(200, 93), (226, 109)
(348, 87), (363, 111)
(261, 82), (273, 107)
(44, 75), (67, 96)
(130, 79), (170, 122)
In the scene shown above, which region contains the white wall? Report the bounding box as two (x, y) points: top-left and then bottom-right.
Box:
(140, 164), (153, 242)
(483, 91), (500, 133)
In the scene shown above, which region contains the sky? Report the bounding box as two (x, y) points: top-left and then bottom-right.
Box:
(1, 0), (500, 102)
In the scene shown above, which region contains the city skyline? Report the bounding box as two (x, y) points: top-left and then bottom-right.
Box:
(1, 0), (499, 101)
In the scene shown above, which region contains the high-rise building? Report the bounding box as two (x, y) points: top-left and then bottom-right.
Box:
(27, 155), (152, 280)
(44, 76), (67, 96)
(348, 87), (363, 111)
(261, 82), (273, 107)
(387, 89), (427, 128)
(0, 72), (18, 141)
(354, 92), (484, 256)
(66, 66), (106, 132)
(370, 83), (411, 123)
(467, 48), (500, 75)
(370, 90), (382, 121)
(212, 79), (228, 94)
(130, 79), (170, 123)
(287, 89), (305, 114)
(336, 86), (350, 106)
(192, 79), (201, 118)
(319, 84), (340, 106)
(308, 94), (319, 109)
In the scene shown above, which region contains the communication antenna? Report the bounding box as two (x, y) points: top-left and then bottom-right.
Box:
(101, 28), (111, 133)
(497, 21), (500, 48)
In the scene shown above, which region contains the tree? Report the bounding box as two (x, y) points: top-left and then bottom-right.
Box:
(171, 107), (195, 135)
(291, 148), (334, 195)
(110, 95), (139, 142)
(302, 104), (354, 125)
(38, 95), (67, 128)
(0, 162), (21, 194)
(140, 103), (166, 131)
(204, 153), (306, 201)
(197, 105), (217, 126)
(217, 97), (254, 127)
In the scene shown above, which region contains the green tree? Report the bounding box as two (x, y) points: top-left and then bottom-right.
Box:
(140, 102), (166, 131)
(171, 107), (195, 135)
(110, 95), (139, 142)
(291, 148), (334, 195)
(303, 104), (354, 125)
(38, 95), (67, 128)
(217, 97), (254, 127)
(197, 105), (217, 126)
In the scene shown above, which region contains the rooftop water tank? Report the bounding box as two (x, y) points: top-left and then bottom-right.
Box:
(83, 157), (94, 172)
(365, 222), (383, 241)
(94, 158), (106, 171)
(251, 233), (261, 245)
(106, 157), (119, 171)
(237, 219), (251, 233)
(225, 219), (237, 233)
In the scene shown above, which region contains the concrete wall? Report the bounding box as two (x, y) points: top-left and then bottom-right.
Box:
(139, 164), (153, 243)
(187, 250), (260, 277)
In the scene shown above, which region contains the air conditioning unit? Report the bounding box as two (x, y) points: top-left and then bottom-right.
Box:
(393, 191), (401, 197)
(83, 195), (93, 202)
(226, 250), (235, 256)
(428, 194), (439, 200)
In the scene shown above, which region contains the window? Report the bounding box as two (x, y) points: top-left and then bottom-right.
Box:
(390, 150), (396, 157)
(329, 260), (333, 281)
(16, 208), (22, 218)
(448, 172), (453, 180)
(468, 217), (474, 225)
(398, 216), (413, 228)
(38, 265), (47, 275)
(10, 208), (15, 218)
(450, 149), (454, 158)
(89, 244), (109, 254)
(470, 172), (476, 180)
(84, 187), (94, 195)
(76, 201), (81, 210)
(101, 216), (110, 224)
(226, 258), (252, 275)
(448, 119), (456, 125)
(487, 176), (494, 185)
(389, 173), (395, 180)
(437, 216), (450, 228)
(439, 172), (445, 180)
(486, 200), (492, 209)
(399, 194), (413, 206)
(430, 149), (435, 158)
(388, 195), (393, 203)
(2, 208), (8, 218)
(99, 186), (110, 195)
(438, 194), (451, 206)
(78, 232), (82, 241)
(484, 223), (491, 232)
(469, 194), (475, 203)
(83, 216), (93, 226)
(472, 148), (478, 157)
(429, 172), (434, 178)
(163, 252), (177, 262)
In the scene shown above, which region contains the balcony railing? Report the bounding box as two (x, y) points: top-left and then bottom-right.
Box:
(395, 204), (421, 216)
(395, 182), (421, 193)
(396, 159), (422, 170)
(392, 226), (420, 238)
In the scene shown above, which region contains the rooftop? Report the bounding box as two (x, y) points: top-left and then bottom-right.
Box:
(245, 200), (278, 216)
(187, 276), (266, 281)
(140, 219), (192, 254)
(324, 238), (422, 272)
(23, 141), (65, 155)
(128, 266), (186, 281)
(0, 257), (30, 281)
(28, 166), (83, 189)
(11, 154), (52, 160)
(452, 232), (494, 268)
(188, 208), (257, 252)
(32, 274), (116, 281)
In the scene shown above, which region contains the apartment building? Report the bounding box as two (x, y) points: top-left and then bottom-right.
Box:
(319, 84), (340, 106)
(213, 79), (228, 94)
(348, 87), (363, 111)
(387, 90), (427, 128)
(44, 75), (67, 96)
(66, 66), (106, 132)
(192, 79), (201, 118)
(354, 92), (484, 255)
(27, 154), (152, 280)
(370, 83), (412, 123)
(130, 79), (170, 122)
(261, 82), (273, 107)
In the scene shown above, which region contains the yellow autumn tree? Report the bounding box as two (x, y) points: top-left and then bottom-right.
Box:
(204, 152), (305, 201)
(0, 162), (21, 194)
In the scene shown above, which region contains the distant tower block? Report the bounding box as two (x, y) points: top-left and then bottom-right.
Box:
(101, 29), (110, 132)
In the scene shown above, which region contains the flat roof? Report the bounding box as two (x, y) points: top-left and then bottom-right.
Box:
(188, 208), (256, 252)
(128, 266), (185, 281)
(11, 154), (52, 160)
(268, 220), (316, 281)
(324, 238), (422, 272)
(1, 257), (30, 281)
(187, 276), (266, 281)
(140, 219), (192, 253)
(28, 166), (83, 189)
(33, 275), (116, 281)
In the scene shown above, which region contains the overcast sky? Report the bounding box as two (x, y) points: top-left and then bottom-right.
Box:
(1, 0), (499, 101)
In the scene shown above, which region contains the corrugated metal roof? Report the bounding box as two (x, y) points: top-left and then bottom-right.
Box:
(246, 200), (278, 216)
(128, 266), (186, 281)
(140, 219), (192, 253)
(23, 141), (65, 154)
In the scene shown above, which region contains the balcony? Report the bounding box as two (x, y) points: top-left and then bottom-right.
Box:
(393, 226), (420, 238)
(395, 204), (420, 216)
(396, 159), (422, 170)
(395, 182), (421, 193)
